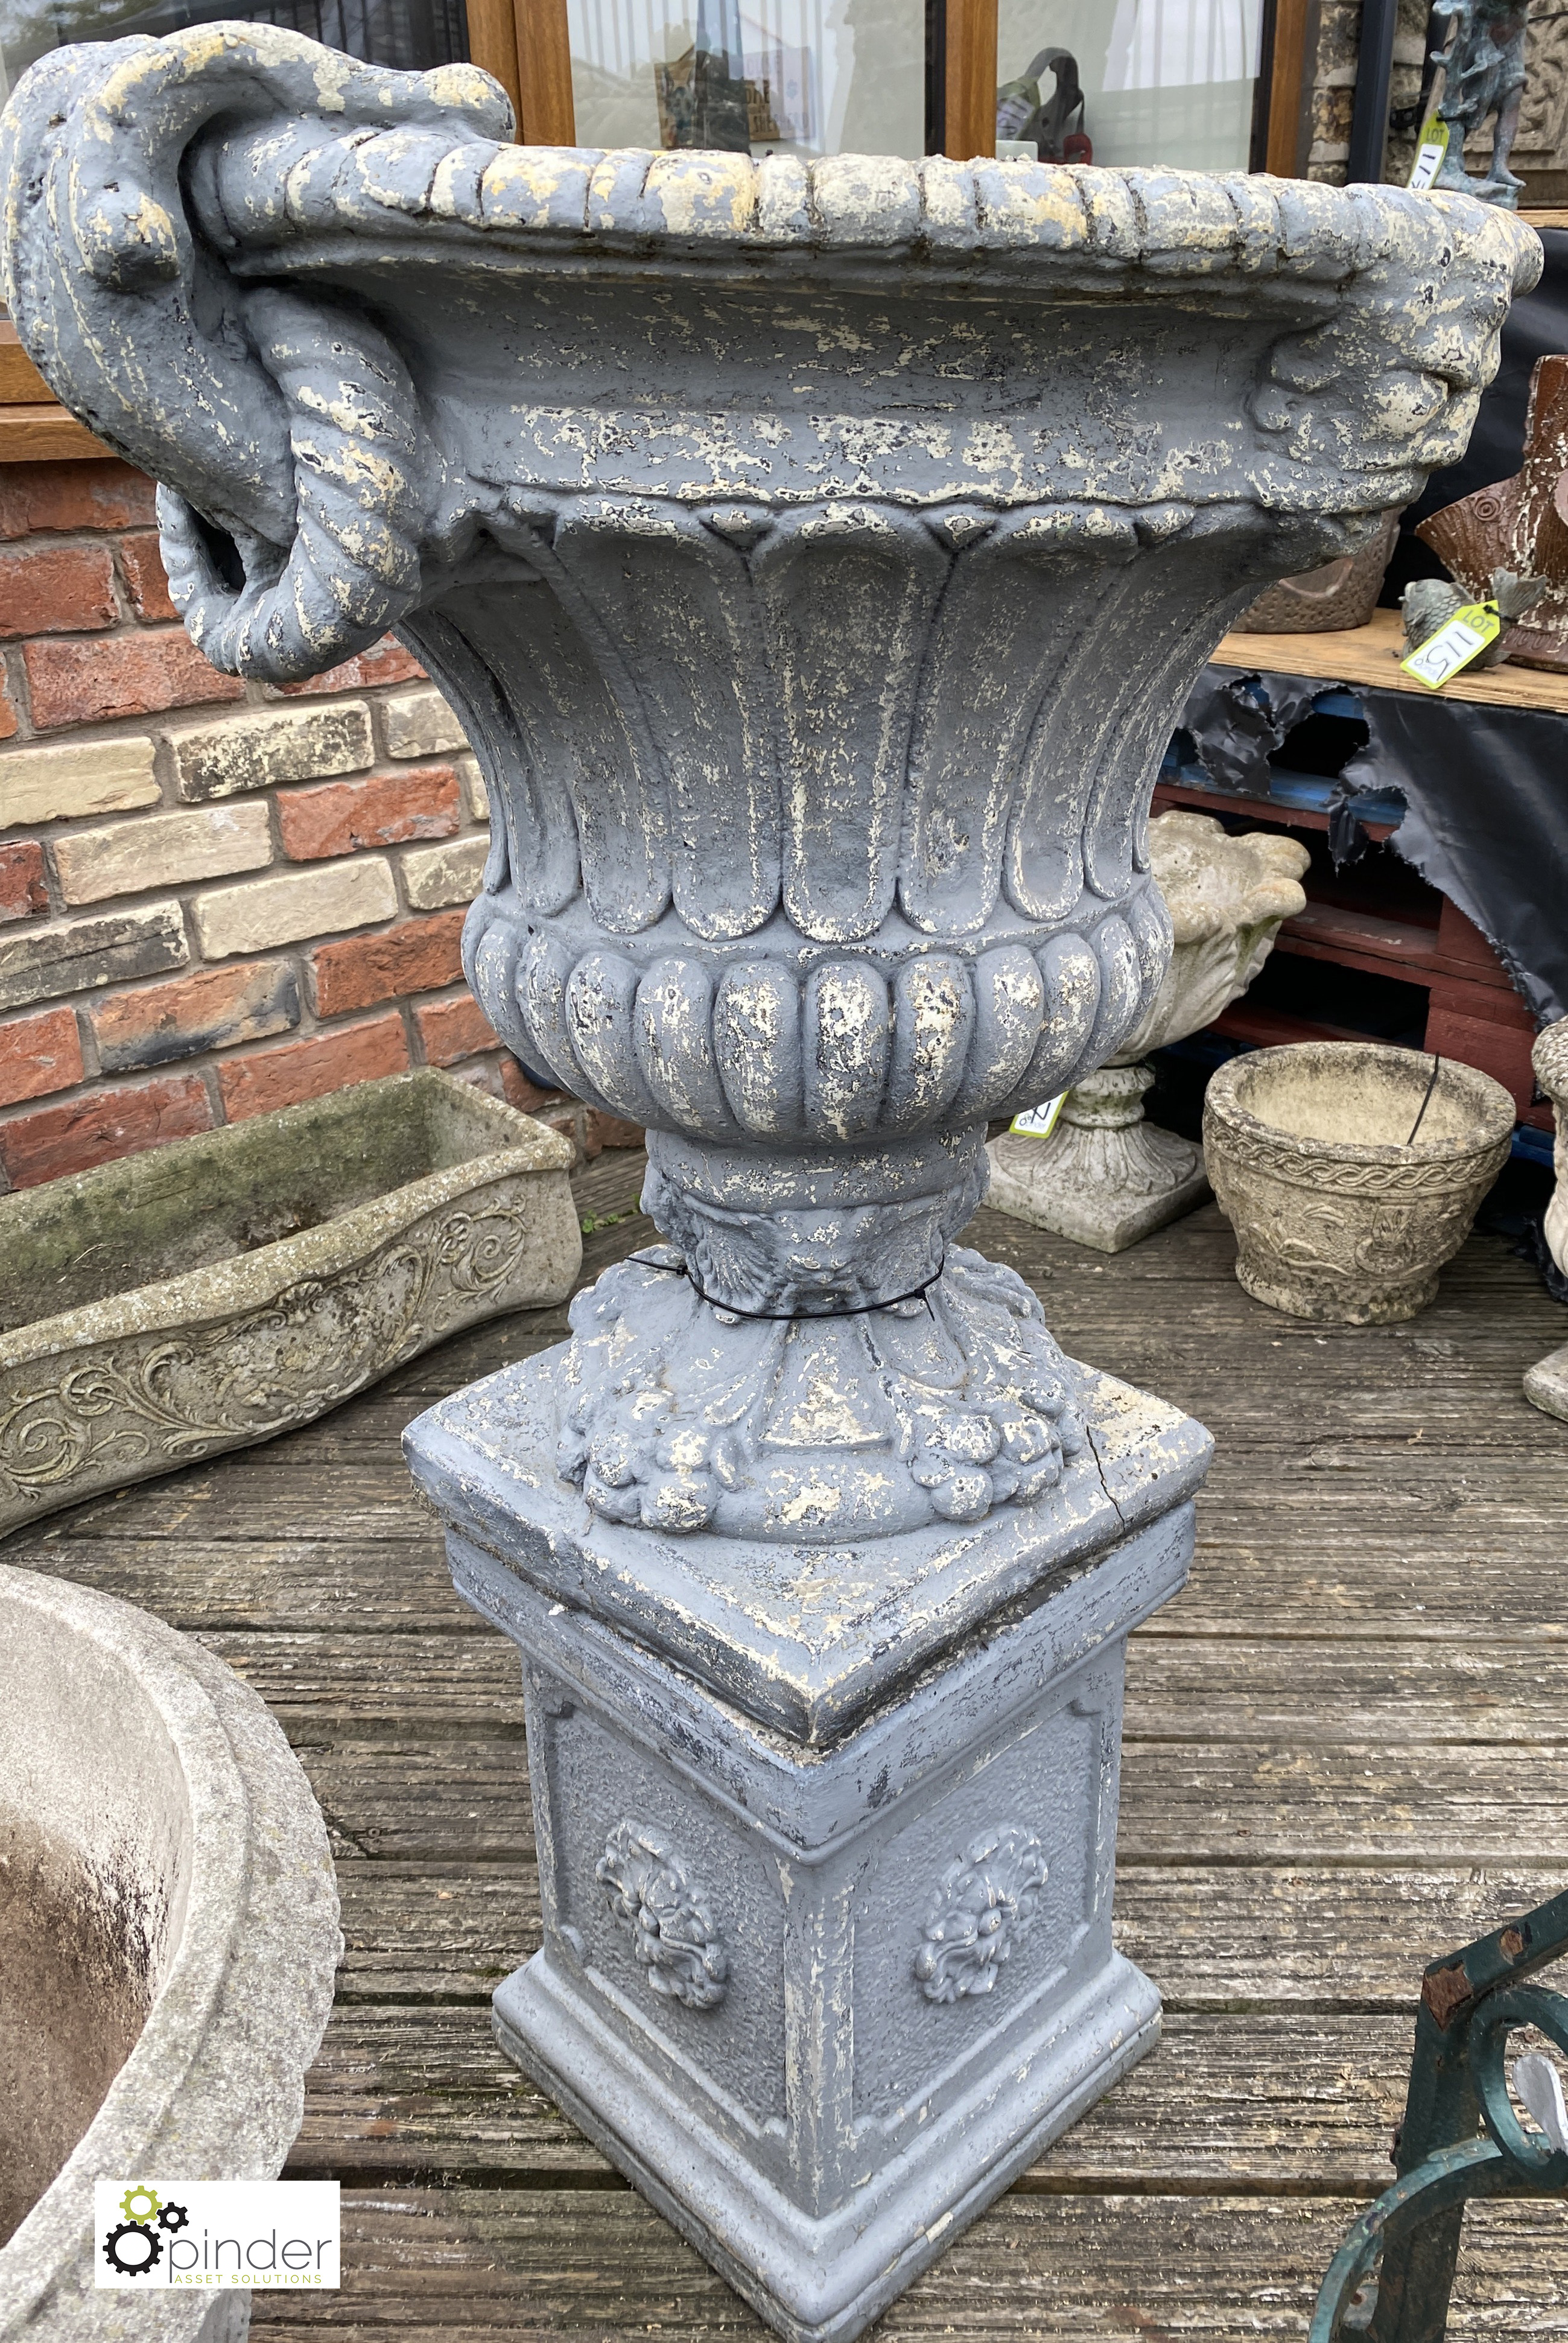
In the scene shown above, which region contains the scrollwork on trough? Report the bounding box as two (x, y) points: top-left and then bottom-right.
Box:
(0, 1201), (542, 1518)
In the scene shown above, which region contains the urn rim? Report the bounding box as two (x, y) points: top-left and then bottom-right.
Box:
(1204, 1040), (1517, 1175)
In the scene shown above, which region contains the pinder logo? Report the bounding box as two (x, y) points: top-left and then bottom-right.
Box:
(94, 2181), (340, 2290)
(102, 2184), (188, 2277)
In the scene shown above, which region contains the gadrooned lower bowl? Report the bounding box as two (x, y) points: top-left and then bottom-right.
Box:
(0, 1565), (341, 2340)
(1202, 1042), (1516, 1324)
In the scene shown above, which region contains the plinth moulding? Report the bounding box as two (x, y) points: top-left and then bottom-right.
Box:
(1, 33), (1537, 2338)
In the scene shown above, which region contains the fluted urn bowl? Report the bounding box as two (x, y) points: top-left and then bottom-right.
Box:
(0, 25), (1538, 1536)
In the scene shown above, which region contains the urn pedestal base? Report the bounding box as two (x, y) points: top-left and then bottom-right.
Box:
(404, 1342), (1211, 2342)
(986, 1068), (1211, 1256)
(495, 1938), (1157, 2343)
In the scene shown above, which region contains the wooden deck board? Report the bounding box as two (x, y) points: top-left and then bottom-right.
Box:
(181, 1630), (1568, 1740)
(285, 1735), (1568, 1866)
(6, 1159), (1567, 2335)
(225, 2190), (1568, 2339)
(328, 1859), (1568, 2014)
(282, 2002), (1413, 2191)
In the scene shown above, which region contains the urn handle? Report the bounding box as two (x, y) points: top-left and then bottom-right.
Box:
(0, 25), (508, 676)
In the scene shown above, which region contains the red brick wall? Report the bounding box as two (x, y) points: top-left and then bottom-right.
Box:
(0, 459), (635, 1190)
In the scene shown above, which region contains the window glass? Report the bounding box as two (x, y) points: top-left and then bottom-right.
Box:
(995, 0), (1263, 172)
(568, 0), (924, 158)
(0, 0), (468, 105)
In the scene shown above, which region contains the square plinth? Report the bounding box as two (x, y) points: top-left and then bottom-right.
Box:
(985, 1133), (1212, 1256)
(405, 1350), (1210, 1744)
(405, 1350), (1210, 2342)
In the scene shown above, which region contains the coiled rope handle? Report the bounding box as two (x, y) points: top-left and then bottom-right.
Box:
(157, 287), (424, 681)
(0, 25), (508, 682)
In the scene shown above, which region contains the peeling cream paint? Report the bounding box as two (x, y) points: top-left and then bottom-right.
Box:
(312, 51), (353, 112)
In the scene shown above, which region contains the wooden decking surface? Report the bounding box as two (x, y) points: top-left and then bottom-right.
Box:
(10, 1151), (1568, 2337)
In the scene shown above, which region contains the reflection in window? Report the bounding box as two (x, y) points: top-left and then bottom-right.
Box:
(995, 48), (1089, 162)
(568, 0), (923, 157)
(995, 0), (1263, 172)
(0, 0), (467, 105)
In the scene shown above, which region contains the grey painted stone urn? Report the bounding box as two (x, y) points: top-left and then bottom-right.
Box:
(0, 31), (1537, 2338)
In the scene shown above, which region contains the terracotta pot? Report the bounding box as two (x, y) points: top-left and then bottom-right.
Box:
(1204, 1042), (1514, 1323)
(1232, 510), (1403, 633)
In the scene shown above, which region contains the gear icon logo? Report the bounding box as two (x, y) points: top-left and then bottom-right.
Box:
(101, 2183), (190, 2279)
(103, 2222), (163, 2277)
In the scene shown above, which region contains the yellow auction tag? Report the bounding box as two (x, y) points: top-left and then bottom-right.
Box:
(1400, 600), (1501, 690)
(1011, 1093), (1066, 1139)
(1408, 114), (1449, 191)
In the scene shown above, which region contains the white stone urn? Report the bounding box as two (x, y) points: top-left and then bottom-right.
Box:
(1524, 1017), (1568, 1420)
(1204, 1041), (1516, 1323)
(0, 1563), (340, 2341)
(988, 810), (1310, 1251)
(0, 31), (1538, 2341)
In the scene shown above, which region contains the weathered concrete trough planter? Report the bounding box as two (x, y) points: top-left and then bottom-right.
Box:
(1204, 1041), (1515, 1323)
(0, 1562), (340, 2338)
(0, 30), (1536, 2338)
(0, 1069), (580, 1536)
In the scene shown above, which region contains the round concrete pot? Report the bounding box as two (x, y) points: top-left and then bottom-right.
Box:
(1204, 1043), (1515, 1323)
(0, 1565), (340, 2341)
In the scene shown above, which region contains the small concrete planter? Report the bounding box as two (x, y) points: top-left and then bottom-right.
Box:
(1204, 1042), (1515, 1323)
(989, 813), (1310, 1252)
(0, 1562), (340, 2338)
(0, 1069), (580, 1535)
(1525, 1018), (1568, 1421)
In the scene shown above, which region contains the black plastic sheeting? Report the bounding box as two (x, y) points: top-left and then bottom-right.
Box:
(1177, 230), (1568, 1031)
(1383, 227), (1568, 607)
(1178, 666), (1568, 1026)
